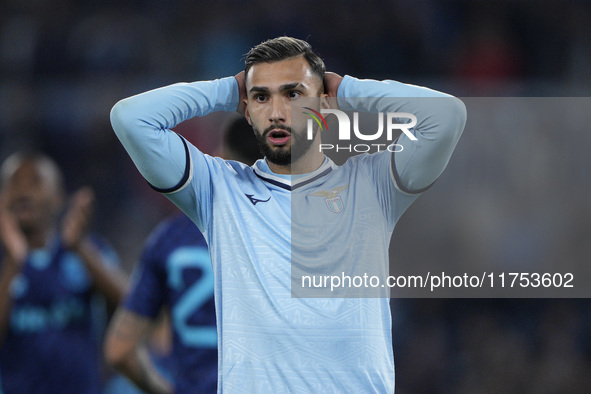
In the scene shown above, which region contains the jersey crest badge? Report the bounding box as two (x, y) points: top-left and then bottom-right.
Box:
(309, 184), (349, 213)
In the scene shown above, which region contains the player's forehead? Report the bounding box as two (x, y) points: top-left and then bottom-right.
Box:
(1, 157), (60, 190)
(246, 56), (320, 91)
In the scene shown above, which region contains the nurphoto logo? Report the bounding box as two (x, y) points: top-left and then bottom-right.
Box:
(304, 108), (418, 153)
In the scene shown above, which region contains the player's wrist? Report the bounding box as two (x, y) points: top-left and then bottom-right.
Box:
(232, 72), (246, 114)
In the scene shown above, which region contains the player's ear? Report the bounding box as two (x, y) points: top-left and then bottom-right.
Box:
(244, 102), (252, 125)
(319, 82), (329, 109)
(320, 95), (334, 111)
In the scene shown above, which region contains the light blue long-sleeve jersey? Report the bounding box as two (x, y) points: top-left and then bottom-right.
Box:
(111, 75), (466, 393)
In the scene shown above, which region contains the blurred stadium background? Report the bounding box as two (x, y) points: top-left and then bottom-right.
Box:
(1, 0), (590, 392)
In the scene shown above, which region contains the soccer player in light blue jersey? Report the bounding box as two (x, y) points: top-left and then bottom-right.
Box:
(111, 36), (466, 393)
(0, 152), (126, 394)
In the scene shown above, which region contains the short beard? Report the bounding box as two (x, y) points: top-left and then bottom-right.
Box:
(253, 124), (316, 166)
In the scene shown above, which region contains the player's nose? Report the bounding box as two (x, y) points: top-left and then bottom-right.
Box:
(268, 97), (288, 123)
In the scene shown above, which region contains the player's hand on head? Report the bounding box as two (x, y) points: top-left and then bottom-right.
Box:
(324, 72), (343, 97)
(0, 193), (28, 267)
(61, 187), (95, 251)
(234, 71), (247, 115)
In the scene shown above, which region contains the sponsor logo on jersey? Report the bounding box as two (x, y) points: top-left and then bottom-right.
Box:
(245, 194), (271, 206)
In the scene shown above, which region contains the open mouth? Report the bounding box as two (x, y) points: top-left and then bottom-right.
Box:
(267, 129), (291, 146)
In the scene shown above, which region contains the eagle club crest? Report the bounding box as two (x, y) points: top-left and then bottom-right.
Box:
(309, 184), (349, 213)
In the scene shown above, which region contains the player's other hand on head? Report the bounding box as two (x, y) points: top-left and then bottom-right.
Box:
(324, 72), (343, 97)
(234, 71), (247, 115)
(0, 193), (28, 267)
(61, 187), (95, 251)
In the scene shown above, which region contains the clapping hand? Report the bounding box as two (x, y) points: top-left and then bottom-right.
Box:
(61, 187), (95, 251)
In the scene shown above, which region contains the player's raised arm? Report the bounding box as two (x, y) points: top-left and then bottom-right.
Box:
(338, 76), (467, 193)
(61, 187), (127, 307)
(110, 76), (240, 191)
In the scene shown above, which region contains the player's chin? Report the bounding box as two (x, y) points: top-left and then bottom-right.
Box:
(266, 140), (291, 151)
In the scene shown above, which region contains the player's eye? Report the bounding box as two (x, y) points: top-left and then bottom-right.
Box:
(254, 94), (268, 103)
(288, 91), (301, 100)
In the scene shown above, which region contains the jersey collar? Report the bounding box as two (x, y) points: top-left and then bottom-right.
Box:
(253, 157), (337, 191)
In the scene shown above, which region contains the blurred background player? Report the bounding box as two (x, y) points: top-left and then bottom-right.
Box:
(0, 151), (126, 394)
(104, 116), (261, 394)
